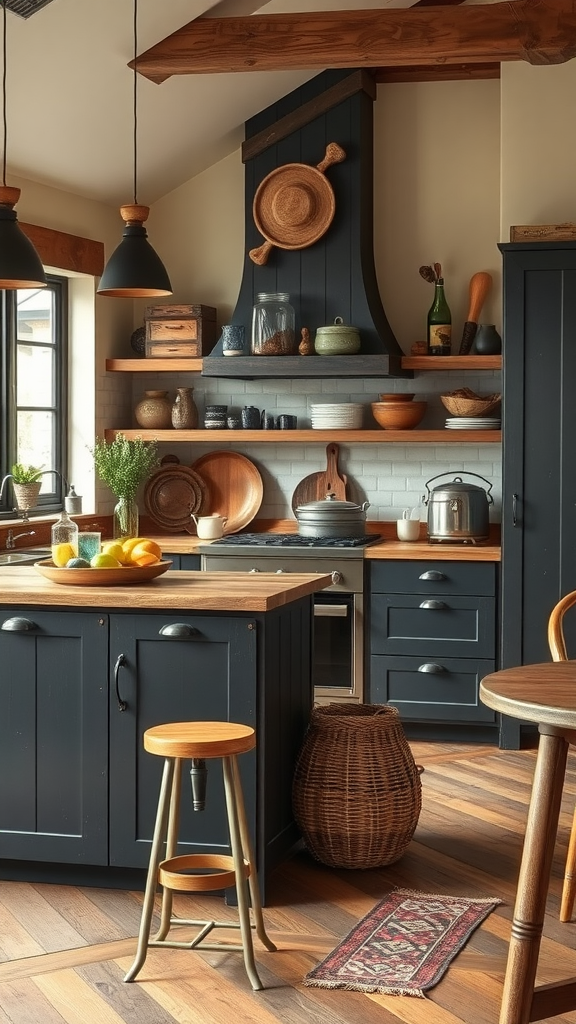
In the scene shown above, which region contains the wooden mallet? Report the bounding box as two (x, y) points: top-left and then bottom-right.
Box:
(459, 272), (493, 354)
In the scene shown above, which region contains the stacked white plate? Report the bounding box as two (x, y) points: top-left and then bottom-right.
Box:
(310, 403), (364, 429)
(445, 417), (501, 430)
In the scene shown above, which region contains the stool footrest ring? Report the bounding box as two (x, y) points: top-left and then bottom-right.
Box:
(159, 853), (249, 892)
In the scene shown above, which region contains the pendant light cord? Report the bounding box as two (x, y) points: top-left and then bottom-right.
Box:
(2, 0), (7, 187)
(132, 0), (138, 205)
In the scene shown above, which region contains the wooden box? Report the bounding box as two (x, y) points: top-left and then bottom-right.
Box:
(144, 303), (217, 358)
(510, 223), (576, 243)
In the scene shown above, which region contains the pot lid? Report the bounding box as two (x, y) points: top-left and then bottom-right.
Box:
(430, 477), (487, 494)
(296, 494), (366, 514)
(316, 317), (359, 335)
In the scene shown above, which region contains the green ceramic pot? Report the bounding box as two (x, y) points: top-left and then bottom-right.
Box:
(314, 317), (361, 355)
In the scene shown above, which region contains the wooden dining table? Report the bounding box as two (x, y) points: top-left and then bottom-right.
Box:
(480, 662), (576, 1024)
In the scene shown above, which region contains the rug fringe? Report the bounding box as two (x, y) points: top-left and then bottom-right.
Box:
(304, 978), (426, 997)
(394, 887), (503, 906)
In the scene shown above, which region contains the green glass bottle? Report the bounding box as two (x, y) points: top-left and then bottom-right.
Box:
(427, 278), (452, 355)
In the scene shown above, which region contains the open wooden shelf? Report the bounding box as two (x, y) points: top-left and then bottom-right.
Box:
(106, 354), (502, 374)
(106, 358), (203, 372)
(104, 428), (501, 444)
(400, 355), (502, 370)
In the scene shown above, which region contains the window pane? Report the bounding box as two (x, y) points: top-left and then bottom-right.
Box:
(17, 410), (54, 487)
(17, 345), (55, 406)
(17, 289), (54, 344)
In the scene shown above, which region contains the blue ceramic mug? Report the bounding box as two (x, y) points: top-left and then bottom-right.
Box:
(221, 324), (245, 357)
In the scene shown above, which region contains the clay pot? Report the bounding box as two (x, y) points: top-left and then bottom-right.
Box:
(171, 387), (199, 430)
(135, 390), (172, 429)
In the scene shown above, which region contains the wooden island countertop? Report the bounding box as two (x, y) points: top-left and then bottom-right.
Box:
(0, 566), (332, 612)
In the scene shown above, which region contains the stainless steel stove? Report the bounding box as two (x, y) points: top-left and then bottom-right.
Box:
(200, 533), (381, 703)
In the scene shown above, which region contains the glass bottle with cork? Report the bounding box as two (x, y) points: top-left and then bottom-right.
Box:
(421, 262), (452, 356)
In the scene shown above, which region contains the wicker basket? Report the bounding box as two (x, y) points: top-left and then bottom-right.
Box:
(292, 704), (422, 869)
(440, 390), (501, 418)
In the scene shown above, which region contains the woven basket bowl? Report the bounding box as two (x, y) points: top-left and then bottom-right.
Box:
(440, 393), (501, 417)
(292, 704), (422, 869)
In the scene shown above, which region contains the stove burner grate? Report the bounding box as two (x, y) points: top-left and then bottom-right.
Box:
(210, 533), (381, 548)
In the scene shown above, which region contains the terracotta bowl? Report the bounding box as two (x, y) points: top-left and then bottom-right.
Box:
(371, 401), (427, 430)
(378, 393), (415, 402)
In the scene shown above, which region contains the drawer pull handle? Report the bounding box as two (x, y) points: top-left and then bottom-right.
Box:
(1, 616), (36, 632)
(418, 663), (445, 674)
(419, 600), (448, 610)
(114, 653), (128, 712)
(418, 570), (447, 581)
(159, 623), (200, 638)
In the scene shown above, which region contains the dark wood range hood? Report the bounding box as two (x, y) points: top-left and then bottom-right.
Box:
(202, 69), (411, 380)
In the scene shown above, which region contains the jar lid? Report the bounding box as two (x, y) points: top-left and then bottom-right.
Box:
(316, 317), (359, 336)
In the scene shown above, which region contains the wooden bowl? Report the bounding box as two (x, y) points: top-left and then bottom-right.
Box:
(378, 393), (415, 402)
(34, 560), (172, 586)
(371, 401), (427, 430)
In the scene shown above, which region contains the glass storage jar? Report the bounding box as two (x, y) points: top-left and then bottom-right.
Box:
(251, 292), (296, 355)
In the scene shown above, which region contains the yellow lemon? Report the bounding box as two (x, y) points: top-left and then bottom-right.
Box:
(90, 553), (122, 568)
(52, 543), (77, 567)
(121, 537), (149, 560)
(102, 541), (125, 563)
(129, 539), (162, 565)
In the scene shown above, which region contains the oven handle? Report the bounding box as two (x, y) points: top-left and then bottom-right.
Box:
(314, 604), (348, 617)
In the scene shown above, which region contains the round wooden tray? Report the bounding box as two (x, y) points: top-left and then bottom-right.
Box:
(34, 560), (172, 586)
(144, 465), (209, 532)
(190, 451), (263, 535)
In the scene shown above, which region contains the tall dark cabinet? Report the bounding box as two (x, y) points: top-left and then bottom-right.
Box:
(500, 241), (576, 747)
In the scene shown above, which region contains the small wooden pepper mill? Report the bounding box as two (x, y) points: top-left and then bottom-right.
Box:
(299, 327), (313, 356)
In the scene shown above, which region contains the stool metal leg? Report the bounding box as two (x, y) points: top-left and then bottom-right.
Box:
(222, 755), (264, 990)
(124, 756), (176, 983)
(231, 755), (276, 952)
(500, 728), (568, 1024)
(155, 757), (182, 942)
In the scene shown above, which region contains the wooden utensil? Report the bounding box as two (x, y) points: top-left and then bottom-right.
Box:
(459, 271), (493, 354)
(291, 443), (347, 512)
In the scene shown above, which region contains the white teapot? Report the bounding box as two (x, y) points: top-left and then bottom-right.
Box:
(192, 513), (228, 539)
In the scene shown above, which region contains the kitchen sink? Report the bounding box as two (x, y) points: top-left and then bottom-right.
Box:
(0, 547), (51, 565)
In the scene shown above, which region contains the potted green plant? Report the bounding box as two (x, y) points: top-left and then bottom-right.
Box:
(89, 434), (159, 539)
(10, 463), (44, 511)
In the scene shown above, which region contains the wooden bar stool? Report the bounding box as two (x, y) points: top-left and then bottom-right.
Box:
(480, 663), (576, 1024)
(124, 721), (276, 991)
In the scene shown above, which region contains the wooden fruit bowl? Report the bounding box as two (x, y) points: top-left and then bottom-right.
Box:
(371, 401), (427, 430)
(34, 559), (172, 586)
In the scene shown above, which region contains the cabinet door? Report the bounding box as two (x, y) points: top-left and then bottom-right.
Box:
(371, 594), (495, 659)
(370, 655), (496, 723)
(0, 610), (108, 863)
(108, 612), (256, 868)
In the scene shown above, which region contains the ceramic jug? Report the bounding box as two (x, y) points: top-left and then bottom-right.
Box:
(473, 324), (502, 355)
(192, 514), (228, 539)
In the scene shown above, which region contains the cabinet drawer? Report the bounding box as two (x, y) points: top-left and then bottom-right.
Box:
(370, 560), (496, 597)
(371, 594), (495, 658)
(369, 655), (496, 723)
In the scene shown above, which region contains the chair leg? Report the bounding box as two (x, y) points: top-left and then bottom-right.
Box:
(124, 757), (175, 983)
(230, 755), (276, 952)
(155, 757), (182, 941)
(560, 804), (576, 922)
(222, 755), (264, 991)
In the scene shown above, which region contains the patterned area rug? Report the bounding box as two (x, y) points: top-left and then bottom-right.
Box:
(304, 887), (502, 997)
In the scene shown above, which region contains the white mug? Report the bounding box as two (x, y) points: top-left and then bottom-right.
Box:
(396, 518), (420, 542)
(192, 514), (228, 540)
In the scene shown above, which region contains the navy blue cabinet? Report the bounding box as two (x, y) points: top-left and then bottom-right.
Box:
(0, 609), (108, 863)
(164, 554), (201, 571)
(369, 561), (497, 730)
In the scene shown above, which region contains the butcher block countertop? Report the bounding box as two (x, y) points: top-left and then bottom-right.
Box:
(0, 567), (332, 612)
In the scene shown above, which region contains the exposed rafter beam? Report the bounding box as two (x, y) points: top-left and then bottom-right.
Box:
(132, 0), (576, 84)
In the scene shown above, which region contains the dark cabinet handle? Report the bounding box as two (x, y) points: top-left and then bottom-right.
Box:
(419, 600), (448, 610)
(1, 616), (36, 632)
(418, 570), (447, 581)
(158, 623), (200, 639)
(114, 653), (128, 712)
(418, 663), (445, 674)
(512, 493), (518, 527)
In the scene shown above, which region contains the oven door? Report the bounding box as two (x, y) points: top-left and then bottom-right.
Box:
(313, 592), (364, 705)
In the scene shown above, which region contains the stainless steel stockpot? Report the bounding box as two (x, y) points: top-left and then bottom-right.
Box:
(295, 493), (370, 538)
(422, 472), (494, 543)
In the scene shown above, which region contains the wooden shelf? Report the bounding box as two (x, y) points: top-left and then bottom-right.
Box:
(104, 428), (501, 444)
(106, 358), (203, 372)
(401, 355), (502, 370)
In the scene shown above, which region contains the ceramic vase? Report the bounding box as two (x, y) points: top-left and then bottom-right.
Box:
(113, 496), (139, 540)
(134, 390), (172, 429)
(171, 387), (199, 429)
(473, 324), (502, 355)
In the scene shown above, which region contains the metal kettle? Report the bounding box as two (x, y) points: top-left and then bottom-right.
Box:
(422, 472), (494, 544)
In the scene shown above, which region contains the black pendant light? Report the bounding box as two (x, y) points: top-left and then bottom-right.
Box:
(0, 0), (46, 289)
(98, 0), (171, 298)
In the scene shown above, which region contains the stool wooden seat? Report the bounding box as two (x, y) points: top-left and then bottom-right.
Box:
(124, 721), (276, 991)
(480, 664), (576, 1024)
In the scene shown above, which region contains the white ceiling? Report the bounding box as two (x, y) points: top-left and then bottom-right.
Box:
(6, 0), (498, 208)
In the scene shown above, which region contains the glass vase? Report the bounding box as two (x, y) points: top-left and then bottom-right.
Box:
(113, 496), (139, 540)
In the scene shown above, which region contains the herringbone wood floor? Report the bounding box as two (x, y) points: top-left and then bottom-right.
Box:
(3, 741), (576, 1023)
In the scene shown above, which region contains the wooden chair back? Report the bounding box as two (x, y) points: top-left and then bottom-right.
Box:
(548, 591), (576, 661)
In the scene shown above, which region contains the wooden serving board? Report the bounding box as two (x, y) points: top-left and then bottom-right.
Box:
(291, 443), (347, 512)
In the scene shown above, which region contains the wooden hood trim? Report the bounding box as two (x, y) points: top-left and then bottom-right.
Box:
(132, 0), (576, 84)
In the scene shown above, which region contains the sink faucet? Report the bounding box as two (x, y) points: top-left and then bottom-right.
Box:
(6, 529), (36, 550)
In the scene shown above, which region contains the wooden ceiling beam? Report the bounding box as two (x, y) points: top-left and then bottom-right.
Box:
(132, 0), (576, 84)
(374, 62), (501, 85)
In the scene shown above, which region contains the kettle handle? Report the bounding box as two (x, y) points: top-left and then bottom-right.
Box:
(422, 471), (494, 505)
